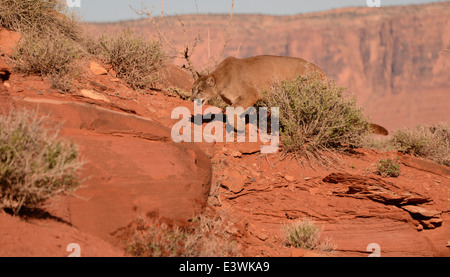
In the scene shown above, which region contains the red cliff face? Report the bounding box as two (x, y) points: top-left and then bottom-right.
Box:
(85, 2), (449, 131)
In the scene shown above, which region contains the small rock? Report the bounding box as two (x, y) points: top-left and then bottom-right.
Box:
(108, 68), (117, 77)
(419, 217), (443, 229)
(3, 82), (10, 88)
(80, 89), (110, 103)
(238, 143), (261, 155)
(447, 241), (450, 247)
(304, 177), (311, 181)
(249, 225), (269, 241)
(90, 61), (108, 75)
(284, 175), (295, 182)
(36, 90), (43, 95)
(221, 169), (246, 193)
(401, 205), (441, 218)
(415, 224), (423, 231)
(232, 151), (242, 158)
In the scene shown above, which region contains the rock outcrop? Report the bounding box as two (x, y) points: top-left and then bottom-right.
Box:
(2, 95), (212, 244)
(323, 172), (443, 229)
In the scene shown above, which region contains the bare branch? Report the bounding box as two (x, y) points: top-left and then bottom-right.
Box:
(132, 0), (236, 80)
(202, 0), (235, 73)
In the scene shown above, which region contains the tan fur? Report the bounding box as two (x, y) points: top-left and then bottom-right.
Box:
(192, 55), (388, 135)
(192, 55), (325, 109)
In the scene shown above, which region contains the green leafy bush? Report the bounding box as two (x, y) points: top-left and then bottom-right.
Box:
(0, 109), (82, 214)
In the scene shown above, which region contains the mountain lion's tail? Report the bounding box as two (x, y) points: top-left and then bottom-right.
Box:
(370, 123), (389, 136)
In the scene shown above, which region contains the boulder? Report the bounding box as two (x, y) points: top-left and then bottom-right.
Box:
(18, 97), (212, 243)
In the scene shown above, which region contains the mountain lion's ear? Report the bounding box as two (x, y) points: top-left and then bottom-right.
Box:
(206, 76), (215, 87)
(193, 71), (201, 80)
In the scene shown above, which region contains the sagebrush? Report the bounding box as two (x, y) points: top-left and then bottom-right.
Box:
(98, 30), (166, 90)
(0, 0), (80, 39)
(0, 109), (82, 215)
(2, 0), (83, 91)
(13, 31), (82, 91)
(260, 72), (371, 160)
(389, 123), (449, 166)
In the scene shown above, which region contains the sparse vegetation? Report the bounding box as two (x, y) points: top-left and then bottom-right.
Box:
(126, 215), (240, 257)
(0, 0), (80, 39)
(389, 123), (449, 166)
(375, 158), (401, 177)
(1, 0), (84, 91)
(260, 72), (371, 161)
(283, 218), (336, 252)
(0, 109), (82, 215)
(365, 123), (449, 166)
(13, 31), (82, 91)
(97, 30), (166, 90)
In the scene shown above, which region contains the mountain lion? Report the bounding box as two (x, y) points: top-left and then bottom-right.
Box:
(191, 55), (388, 135)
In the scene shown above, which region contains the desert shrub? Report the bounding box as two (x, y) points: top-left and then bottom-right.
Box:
(127, 219), (186, 257)
(375, 158), (401, 177)
(260, 72), (371, 156)
(98, 30), (166, 90)
(2, 0), (83, 91)
(0, 109), (82, 215)
(13, 31), (81, 91)
(283, 218), (336, 252)
(126, 215), (240, 257)
(0, 0), (80, 40)
(389, 123), (449, 166)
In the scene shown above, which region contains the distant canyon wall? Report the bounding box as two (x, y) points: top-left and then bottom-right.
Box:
(85, 2), (450, 130)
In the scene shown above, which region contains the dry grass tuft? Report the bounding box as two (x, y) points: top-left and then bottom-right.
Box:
(126, 214), (240, 257)
(283, 218), (336, 252)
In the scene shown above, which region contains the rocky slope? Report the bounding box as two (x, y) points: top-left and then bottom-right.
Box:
(84, 2), (450, 131)
(2, 50), (449, 257)
(0, 3), (449, 257)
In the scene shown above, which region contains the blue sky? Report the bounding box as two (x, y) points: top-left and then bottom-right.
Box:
(72, 0), (448, 22)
